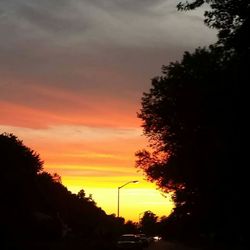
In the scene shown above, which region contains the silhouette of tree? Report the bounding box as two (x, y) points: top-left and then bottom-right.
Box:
(123, 220), (138, 234)
(135, 0), (248, 246)
(0, 133), (48, 245)
(140, 211), (158, 236)
(77, 189), (86, 199)
(135, 44), (244, 245)
(77, 189), (96, 205)
(177, 0), (250, 51)
(1, 132), (43, 176)
(0, 132), (128, 248)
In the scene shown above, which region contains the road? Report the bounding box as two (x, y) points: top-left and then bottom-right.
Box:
(147, 240), (197, 250)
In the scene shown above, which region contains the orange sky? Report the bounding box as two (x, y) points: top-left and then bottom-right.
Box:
(0, 80), (175, 221)
(0, 122), (174, 222)
(0, 0), (216, 222)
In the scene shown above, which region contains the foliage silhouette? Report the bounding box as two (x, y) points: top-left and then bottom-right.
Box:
(136, 1), (247, 244)
(123, 220), (138, 234)
(139, 211), (158, 236)
(177, 0), (250, 52)
(0, 133), (127, 249)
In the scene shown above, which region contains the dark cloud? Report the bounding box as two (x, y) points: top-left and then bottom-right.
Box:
(0, 0), (216, 126)
(0, 0), (210, 46)
(85, 0), (172, 12)
(0, 0), (90, 36)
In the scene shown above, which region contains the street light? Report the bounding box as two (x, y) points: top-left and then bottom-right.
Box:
(117, 180), (139, 217)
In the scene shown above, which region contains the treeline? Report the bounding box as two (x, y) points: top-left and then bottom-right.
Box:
(136, 0), (248, 248)
(0, 133), (128, 249)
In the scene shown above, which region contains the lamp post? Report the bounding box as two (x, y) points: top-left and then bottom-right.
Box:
(117, 180), (138, 217)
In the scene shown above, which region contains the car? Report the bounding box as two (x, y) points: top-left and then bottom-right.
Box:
(153, 235), (162, 241)
(116, 234), (143, 249)
(137, 234), (149, 247)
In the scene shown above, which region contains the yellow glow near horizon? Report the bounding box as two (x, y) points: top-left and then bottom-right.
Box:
(0, 124), (174, 222)
(62, 175), (173, 222)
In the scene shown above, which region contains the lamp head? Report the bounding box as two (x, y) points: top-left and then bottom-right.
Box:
(132, 180), (139, 183)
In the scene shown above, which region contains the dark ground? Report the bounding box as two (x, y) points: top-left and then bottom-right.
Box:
(3, 238), (248, 250)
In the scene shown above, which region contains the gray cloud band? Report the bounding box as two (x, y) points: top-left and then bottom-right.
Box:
(0, 0), (216, 113)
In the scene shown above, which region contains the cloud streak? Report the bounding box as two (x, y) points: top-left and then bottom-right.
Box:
(0, 0), (216, 220)
(0, 0), (216, 128)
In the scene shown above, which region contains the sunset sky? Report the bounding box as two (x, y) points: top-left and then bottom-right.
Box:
(0, 0), (216, 221)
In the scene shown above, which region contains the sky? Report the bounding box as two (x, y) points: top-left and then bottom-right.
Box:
(0, 0), (216, 222)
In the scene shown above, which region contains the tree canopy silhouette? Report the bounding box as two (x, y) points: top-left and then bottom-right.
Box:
(140, 211), (158, 236)
(177, 0), (250, 52)
(136, 1), (246, 245)
(0, 132), (127, 249)
(136, 46), (236, 241)
(1, 132), (43, 177)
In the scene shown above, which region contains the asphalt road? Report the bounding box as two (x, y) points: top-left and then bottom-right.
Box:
(147, 240), (248, 250)
(147, 240), (197, 250)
